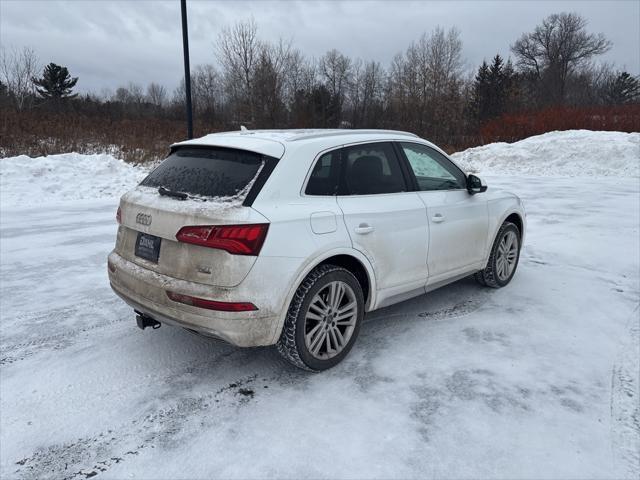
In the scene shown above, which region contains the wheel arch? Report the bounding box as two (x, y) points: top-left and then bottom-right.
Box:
(482, 209), (526, 268)
(269, 248), (377, 344)
(504, 212), (524, 237)
(316, 254), (372, 307)
(293, 248), (376, 310)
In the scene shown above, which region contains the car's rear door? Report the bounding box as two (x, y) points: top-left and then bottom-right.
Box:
(336, 142), (429, 297)
(397, 142), (489, 282)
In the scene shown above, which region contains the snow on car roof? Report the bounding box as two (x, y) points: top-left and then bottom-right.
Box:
(172, 129), (419, 159)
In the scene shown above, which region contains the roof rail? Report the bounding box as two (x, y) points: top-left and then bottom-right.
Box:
(287, 129), (418, 142)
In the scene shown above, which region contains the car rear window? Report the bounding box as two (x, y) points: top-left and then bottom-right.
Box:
(140, 147), (266, 198)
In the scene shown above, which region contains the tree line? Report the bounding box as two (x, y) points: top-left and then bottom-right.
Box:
(1, 12), (638, 161)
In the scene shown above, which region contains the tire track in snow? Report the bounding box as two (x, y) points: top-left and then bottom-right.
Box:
(344, 290), (491, 391)
(610, 303), (640, 478)
(0, 297), (127, 365)
(1, 336), (236, 415)
(9, 370), (281, 480)
(365, 284), (490, 327)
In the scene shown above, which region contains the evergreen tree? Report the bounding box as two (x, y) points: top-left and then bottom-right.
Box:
(472, 55), (516, 122)
(471, 60), (490, 120)
(487, 54), (505, 118)
(605, 71), (639, 104)
(32, 63), (78, 100)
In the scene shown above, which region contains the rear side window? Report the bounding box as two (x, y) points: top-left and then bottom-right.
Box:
(141, 147), (266, 198)
(305, 151), (341, 195)
(342, 142), (406, 195)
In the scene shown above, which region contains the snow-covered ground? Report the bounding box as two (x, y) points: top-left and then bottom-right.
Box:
(1, 131), (639, 479)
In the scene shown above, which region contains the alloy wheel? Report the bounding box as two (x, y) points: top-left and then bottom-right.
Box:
(304, 281), (358, 360)
(496, 230), (519, 281)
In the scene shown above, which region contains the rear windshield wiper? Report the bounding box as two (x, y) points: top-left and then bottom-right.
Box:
(158, 186), (188, 200)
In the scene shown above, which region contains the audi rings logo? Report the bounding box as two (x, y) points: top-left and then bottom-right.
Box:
(136, 213), (152, 226)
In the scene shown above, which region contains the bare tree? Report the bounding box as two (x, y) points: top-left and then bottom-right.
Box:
(319, 49), (352, 126)
(424, 27), (463, 99)
(388, 26), (463, 139)
(347, 58), (363, 126)
(216, 18), (260, 123)
(127, 82), (145, 104)
(169, 65), (224, 124)
(113, 86), (131, 103)
(282, 48), (314, 104)
(511, 12), (611, 103)
(388, 52), (411, 125)
(146, 82), (167, 107)
(252, 39), (294, 126)
(192, 64), (223, 117)
(320, 49), (352, 99)
(565, 62), (614, 105)
(360, 60), (386, 126)
(0, 46), (40, 110)
(285, 50), (318, 127)
(99, 87), (114, 101)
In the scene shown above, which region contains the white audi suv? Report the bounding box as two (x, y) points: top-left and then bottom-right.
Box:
(108, 129), (526, 371)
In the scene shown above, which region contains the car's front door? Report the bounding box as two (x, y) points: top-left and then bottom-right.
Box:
(336, 142), (429, 295)
(397, 142), (489, 283)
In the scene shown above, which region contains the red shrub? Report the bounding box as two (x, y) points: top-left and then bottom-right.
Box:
(479, 105), (640, 144)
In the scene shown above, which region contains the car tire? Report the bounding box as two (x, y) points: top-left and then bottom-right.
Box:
(475, 221), (521, 288)
(276, 264), (364, 371)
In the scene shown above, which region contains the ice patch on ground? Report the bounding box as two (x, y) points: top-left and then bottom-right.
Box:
(452, 130), (640, 177)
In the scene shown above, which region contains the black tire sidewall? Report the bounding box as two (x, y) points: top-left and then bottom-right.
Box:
(294, 269), (364, 371)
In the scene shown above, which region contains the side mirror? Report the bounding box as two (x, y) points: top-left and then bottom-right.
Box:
(467, 174), (488, 194)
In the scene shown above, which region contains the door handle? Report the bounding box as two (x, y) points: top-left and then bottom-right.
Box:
(432, 213), (445, 223)
(354, 223), (374, 235)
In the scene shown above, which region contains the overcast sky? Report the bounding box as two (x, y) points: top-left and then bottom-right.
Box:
(2, 0), (639, 95)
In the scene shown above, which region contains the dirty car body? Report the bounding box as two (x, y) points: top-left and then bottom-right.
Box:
(108, 129), (526, 370)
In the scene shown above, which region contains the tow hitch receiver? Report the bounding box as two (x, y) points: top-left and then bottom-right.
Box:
(135, 311), (161, 330)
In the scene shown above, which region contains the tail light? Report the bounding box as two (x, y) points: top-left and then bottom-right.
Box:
(176, 223), (269, 256)
(116, 206), (122, 224)
(166, 291), (257, 312)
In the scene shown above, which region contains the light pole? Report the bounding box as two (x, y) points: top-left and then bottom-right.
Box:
(181, 0), (193, 139)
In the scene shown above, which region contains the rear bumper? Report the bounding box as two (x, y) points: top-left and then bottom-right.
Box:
(107, 251), (284, 347)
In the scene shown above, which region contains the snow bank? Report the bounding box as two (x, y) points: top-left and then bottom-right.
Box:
(0, 153), (149, 208)
(452, 130), (640, 177)
(1, 130), (638, 209)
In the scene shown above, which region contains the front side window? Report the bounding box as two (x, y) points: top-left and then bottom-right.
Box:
(400, 142), (466, 191)
(341, 142), (407, 195)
